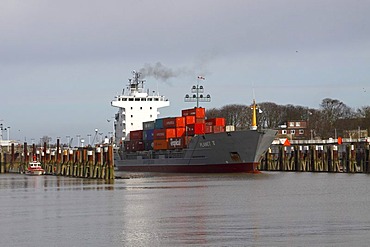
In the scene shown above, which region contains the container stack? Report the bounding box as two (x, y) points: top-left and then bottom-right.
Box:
(123, 107), (226, 153)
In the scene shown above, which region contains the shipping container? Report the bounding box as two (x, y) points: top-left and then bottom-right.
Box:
(154, 118), (164, 129)
(154, 128), (177, 139)
(176, 127), (186, 137)
(206, 118), (226, 126)
(226, 125), (235, 132)
(195, 118), (205, 123)
(205, 125), (213, 134)
(185, 115), (196, 125)
(163, 117), (186, 128)
(212, 125), (225, 133)
(153, 139), (168, 150)
(129, 130), (143, 140)
(181, 107), (205, 118)
(131, 140), (145, 152)
(168, 137), (184, 149)
(186, 123), (205, 135)
(143, 129), (154, 141)
(144, 140), (153, 150)
(124, 141), (131, 152)
(184, 136), (193, 146)
(143, 121), (155, 130)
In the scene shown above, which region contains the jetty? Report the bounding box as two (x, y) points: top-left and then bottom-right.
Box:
(260, 138), (370, 173)
(0, 140), (114, 180)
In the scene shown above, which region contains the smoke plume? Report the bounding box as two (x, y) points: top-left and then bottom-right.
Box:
(139, 62), (186, 82)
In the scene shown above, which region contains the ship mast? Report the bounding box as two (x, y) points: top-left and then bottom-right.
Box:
(184, 76), (211, 107)
(128, 70), (145, 95)
(250, 99), (258, 130)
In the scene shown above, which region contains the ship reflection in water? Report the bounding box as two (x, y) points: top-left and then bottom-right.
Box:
(1, 173), (369, 246)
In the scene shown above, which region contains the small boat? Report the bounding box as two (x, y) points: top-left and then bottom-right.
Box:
(26, 161), (45, 175)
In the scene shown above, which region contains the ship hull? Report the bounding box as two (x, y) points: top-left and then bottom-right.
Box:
(115, 162), (260, 173)
(114, 129), (277, 173)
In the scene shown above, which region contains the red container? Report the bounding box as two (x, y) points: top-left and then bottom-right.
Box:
(168, 137), (185, 149)
(185, 116), (196, 125)
(181, 107), (205, 118)
(186, 123), (205, 135)
(176, 127), (186, 137)
(206, 118), (226, 126)
(212, 125), (225, 133)
(129, 130), (143, 140)
(205, 125), (213, 134)
(131, 140), (145, 151)
(195, 118), (205, 123)
(163, 117), (186, 128)
(124, 141), (131, 152)
(153, 139), (168, 150)
(184, 136), (192, 146)
(154, 128), (176, 139)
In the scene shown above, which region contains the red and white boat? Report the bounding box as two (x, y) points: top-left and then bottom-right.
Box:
(26, 161), (45, 175)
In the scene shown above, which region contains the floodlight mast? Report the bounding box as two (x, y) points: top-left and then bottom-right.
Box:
(184, 76), (211, 108)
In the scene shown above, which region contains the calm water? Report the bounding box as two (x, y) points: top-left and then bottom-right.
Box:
(1, 172), (369, 247)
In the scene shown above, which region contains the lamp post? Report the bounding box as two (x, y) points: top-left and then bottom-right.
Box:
(66, 136), (70, 148)
(6, 126), (10, 141)
(184, 76), (211, 108)
(5, 126), (10, 151)
(87, 134), (91, 146)
(76, 135), (81, 148)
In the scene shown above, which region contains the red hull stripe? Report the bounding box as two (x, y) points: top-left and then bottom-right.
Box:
(116, 163), (260, 173)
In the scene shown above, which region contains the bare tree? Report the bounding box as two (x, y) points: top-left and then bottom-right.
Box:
(258, 102), (284, 128)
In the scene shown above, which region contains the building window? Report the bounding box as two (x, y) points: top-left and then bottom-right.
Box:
(296, 122), (301, 127)
(140, 107), (142, 110)
(289, 122), (295, 127)
(150, 107), (152, 110)
(290, 130), (295, 134)
(299, 129), (304, 135)
(131, 115), (133, 118)
(131, 107), (133, 110)
(282, 130), (287, 134)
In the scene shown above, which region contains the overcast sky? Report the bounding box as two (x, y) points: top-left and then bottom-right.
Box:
(1, 0), (369, 145)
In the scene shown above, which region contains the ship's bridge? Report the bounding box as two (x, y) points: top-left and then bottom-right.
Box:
(111, 70), (170, 144)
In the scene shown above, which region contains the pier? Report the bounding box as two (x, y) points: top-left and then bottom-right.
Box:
(0, 140), (114, 180)
(260, 139), (370, 173)
(1, 138), (369, 175)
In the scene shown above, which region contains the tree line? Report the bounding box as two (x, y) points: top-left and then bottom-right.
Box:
(206, 98), (370, 139)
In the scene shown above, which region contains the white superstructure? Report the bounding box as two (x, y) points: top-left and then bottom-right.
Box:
(111, 70), (170, 144)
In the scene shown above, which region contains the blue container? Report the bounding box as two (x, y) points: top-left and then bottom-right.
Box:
(154, 118), (164, 129)
(143, 129), (154, 141)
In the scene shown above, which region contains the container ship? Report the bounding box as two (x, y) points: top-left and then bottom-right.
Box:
(111, 70), (277, 173)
